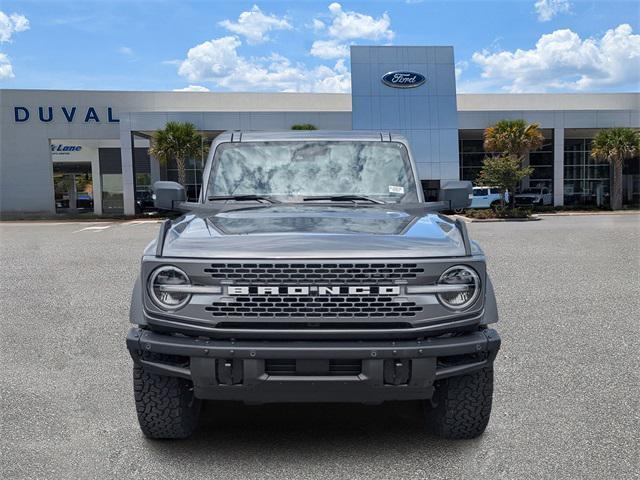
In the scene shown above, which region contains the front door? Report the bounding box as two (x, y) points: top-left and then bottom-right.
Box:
(53, 162), (94, 213)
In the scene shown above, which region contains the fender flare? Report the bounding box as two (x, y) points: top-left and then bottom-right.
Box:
(481, 274), (499, 325)
(129, 275), (148, 326)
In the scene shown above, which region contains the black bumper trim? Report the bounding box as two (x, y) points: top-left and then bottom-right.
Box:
(127, 327), (499, 360)
(127, 328), (500, 403)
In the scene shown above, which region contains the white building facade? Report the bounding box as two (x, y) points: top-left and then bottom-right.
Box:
(1, 46), (638, 216)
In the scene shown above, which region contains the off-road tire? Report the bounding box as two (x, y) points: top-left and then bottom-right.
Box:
(133, 355), (201, 439)
(425, 365), (494, 439)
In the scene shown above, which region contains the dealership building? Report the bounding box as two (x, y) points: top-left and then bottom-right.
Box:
(1, 46), (638, 216)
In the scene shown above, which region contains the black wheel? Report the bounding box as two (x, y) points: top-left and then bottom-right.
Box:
(133, 354), (201, 439)
(490, 201), (501, 211)
(425, 365), (494, 439)
(453, 208), (465, 214)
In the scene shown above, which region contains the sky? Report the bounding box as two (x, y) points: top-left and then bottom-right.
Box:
(0, 0), (638, 93)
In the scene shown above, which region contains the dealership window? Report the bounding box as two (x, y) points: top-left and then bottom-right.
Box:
(50, 140), (99, 214)
(563, 139), (611, 206)
(53, 162), (94, 214)
(459, 134), (499, 184)
(138, 131), (220, 203)
(528, 137), (553, 190)
(99, 148), (124, 214)
(460, 130), (554, 195)
(623, 153), (640, 207)
(164, 156), (204, 201)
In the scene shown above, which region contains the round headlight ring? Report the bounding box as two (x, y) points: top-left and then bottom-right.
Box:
(148, 265), (192, 311)
(436, 265), (481, 311)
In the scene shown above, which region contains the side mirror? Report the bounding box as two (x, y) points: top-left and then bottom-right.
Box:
(438, 180), (473, 210)
(153, 181), (186, 211)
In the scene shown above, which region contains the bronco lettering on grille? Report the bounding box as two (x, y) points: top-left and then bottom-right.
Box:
(227, 286), (400, 296)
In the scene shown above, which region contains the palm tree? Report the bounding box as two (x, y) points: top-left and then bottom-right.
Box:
(148, 122), (202, 187)
(590, 128), (640, 210)
(483, 119), (545, 159)
(483, 119), (545, 207)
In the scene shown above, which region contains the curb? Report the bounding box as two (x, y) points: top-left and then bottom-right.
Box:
(535, 211), (640, 217)
(459, 216), (541, 223)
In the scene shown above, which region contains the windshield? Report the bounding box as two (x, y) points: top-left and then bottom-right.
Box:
(207, 141), (418, 203)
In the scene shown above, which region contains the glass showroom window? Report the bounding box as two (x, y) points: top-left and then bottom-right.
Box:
(564, 139), (610, 206)
(165, 157), (202, 201)
(528, 137), (554, 191)
(459, 139), (497, 184)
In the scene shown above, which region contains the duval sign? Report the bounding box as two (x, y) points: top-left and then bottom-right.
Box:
(381, 71), (426, 88)
(13, 106), (119, 123)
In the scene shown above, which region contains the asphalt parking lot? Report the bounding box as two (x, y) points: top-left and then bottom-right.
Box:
(1, 214), (639, 479)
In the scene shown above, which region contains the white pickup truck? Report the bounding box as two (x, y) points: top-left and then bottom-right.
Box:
(468, 187), (507, 210)
(515, 187), (553, 206)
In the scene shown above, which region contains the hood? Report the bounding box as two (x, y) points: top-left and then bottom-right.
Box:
(156, 204), (468, 259)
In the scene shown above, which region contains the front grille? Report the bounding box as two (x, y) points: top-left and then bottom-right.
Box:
(204, 263), (425, 284)
(206, 295), (423, 318)
(265, 359), (362, 376)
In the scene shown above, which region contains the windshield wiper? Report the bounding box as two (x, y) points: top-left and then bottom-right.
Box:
(302, 195), (385, 204)
(208, 195), (280, 204)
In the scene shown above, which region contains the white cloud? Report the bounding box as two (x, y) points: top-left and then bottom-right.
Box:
(178, 36), (243, 81)
(219, 5), (291, 45)
(173, 85), (211, 92)
(310, 39), (349, 59)
(455, 60), (468, 81)
(118, 46), (134, 56)
(0, 11), (29, 43)
(471, 24), (640, 92)
(309, 3), (393, 59)
(177, 36), (350, 93)
(534, 0), (571, 22)
(325, 3), (393, 41)
(0, 52), (14, 79)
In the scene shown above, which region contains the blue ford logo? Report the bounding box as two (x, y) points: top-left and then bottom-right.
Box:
(381, 71), (426, 88)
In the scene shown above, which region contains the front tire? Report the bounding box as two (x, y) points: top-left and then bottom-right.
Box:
(425, 365), (494, 439)
(133, 355), (201, 439)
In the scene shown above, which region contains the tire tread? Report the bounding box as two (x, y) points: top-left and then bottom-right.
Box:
(133, 355), (201, 439)
(426, 366), (494, 439)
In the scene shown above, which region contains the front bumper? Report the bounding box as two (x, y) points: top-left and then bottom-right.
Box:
(127, 327), (500, 403)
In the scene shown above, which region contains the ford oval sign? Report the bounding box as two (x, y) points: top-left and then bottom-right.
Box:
(381, 71), (426, 89)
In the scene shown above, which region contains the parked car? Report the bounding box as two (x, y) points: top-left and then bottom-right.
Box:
(135, 188), (155, 214)
(515, 187), (552, 206)
(469, 186), (508, 210)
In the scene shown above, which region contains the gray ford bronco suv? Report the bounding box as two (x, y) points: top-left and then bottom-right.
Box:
(127, 131), (500, 440)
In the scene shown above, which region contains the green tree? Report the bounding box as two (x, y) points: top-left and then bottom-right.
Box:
(148, 122), (203, 186)
(476, 156), (534, 208)
(590, 128), (640, 210)
(482, 119), (544, 207)
(291, 123), (317, 130)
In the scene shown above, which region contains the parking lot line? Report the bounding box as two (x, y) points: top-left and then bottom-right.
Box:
(72, 225), (112, 233)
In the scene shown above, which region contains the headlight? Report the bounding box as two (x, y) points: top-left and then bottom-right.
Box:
(436, 265), (480, 310)
(148, 266), (191, 310)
